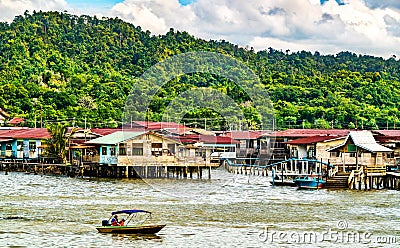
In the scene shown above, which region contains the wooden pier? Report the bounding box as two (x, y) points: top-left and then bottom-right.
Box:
(224, 157), (335, 182)
(0, 158), (219, 179)
(347, 165), (400, 190)
(224, 158), (400, 191)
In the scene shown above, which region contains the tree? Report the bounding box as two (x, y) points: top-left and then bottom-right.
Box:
(43, 123), (75, 163)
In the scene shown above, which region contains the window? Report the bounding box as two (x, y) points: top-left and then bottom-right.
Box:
(101, 146), (107, 155)
(151, 143), (162, 156)
(247, 140), (254, 148)
(5, 143), (12, 150)
(167, 144), (175, 154)
(347, 144), (357, 152)
(29, 141), (36, 151)
(132, 143), (143, 156)
(195, 149), (205, 158)
(350, 153), (356, 157)
(119, 143), (127, 155)
(330, 151), (340, 157)
(291, 147), (298, 158)
(307, 146), (315, 158)
(17, 141), (23, 151)
(110, 147), (116, 156)
(387, 152), (394, 159)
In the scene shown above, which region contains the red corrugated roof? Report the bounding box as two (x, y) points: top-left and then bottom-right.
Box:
(177, 134), (239, 144)
(13, 128), (50, 139)
(285, 135), (343, 145)
(0, 128), (50, 139)
(374, 136), (400, 143)
(373, 130), (400, 137)
(222, 131), (266, 140)
(266, 129), (350, 137)
(0, 129), (27, 138)
(9, 117), (25, 125)
(90, 128), (121, 136)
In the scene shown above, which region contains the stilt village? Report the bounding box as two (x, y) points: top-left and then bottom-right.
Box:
(1, 115), (400, 190)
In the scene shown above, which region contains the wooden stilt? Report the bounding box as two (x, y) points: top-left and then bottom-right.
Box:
(369, 176), (373, 190)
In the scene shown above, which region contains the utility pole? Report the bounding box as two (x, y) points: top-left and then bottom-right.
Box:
(40, 105), (43, 128)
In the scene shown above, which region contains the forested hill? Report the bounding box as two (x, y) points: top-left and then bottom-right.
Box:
(1, 11), (400, 130)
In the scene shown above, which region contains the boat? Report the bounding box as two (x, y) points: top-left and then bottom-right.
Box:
(270, 175), (296, 187)
(96, 209), (166, 234)
(293, 175), (326, 189)
(270, 180), (297, 187)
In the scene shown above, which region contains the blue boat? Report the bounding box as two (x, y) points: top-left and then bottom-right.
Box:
(293, 175), (326, 189)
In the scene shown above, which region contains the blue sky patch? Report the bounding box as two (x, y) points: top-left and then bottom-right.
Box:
(67, 0), (122, 10)
(320, 0), (345, 6)
(179, 0), (197, 6)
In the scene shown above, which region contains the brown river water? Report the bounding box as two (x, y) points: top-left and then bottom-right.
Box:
(0, 169), (399, 247)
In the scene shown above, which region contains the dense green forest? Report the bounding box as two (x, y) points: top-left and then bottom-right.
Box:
(1, 11), (400, 130)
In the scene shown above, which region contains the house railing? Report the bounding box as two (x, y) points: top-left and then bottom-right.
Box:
(328, 166), (338, 178)
(348, 166), (364, 188)
(365, 165), (386, 176)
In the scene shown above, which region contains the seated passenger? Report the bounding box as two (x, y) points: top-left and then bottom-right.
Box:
(111, 214), (120, 226)
(119, 218), (125, 226)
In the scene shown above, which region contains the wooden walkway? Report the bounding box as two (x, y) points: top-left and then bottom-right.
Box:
(224, 157), (336, 183)
(224, 158), (400, 190)
(0, 159), (219, 179)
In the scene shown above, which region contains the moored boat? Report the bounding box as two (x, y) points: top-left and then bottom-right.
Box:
(293, 175), (326, 189)
(96, 209), (165, 234)
(270, 180), (297, 187)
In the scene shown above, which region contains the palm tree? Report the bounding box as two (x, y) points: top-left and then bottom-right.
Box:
(44, 123), (76, 163)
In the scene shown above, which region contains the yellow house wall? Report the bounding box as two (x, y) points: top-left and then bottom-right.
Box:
(117, 133), (178, 166)
(316, 138), (345, 162)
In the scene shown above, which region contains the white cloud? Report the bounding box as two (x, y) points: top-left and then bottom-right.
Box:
(0, 0), (68, 22)
(1, 0), (399, 57)
(110, 0), (194, 34)
(110, 0), (400, 57)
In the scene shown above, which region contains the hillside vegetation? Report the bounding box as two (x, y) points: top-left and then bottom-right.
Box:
(1, 11), (400, 130)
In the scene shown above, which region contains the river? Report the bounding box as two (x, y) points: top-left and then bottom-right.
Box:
(0, 169), (399, 247)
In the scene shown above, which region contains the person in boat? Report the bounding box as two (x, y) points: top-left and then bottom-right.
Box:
(119, 218), (125, 226)
(111, 214), (120, 226)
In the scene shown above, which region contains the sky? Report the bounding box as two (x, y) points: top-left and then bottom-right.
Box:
(1, 0), (400, 58)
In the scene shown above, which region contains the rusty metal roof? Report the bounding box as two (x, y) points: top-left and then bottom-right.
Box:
(0, 128), (50, 139)
(285, 135), (343, 145)
(265, 129), (350, 138)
